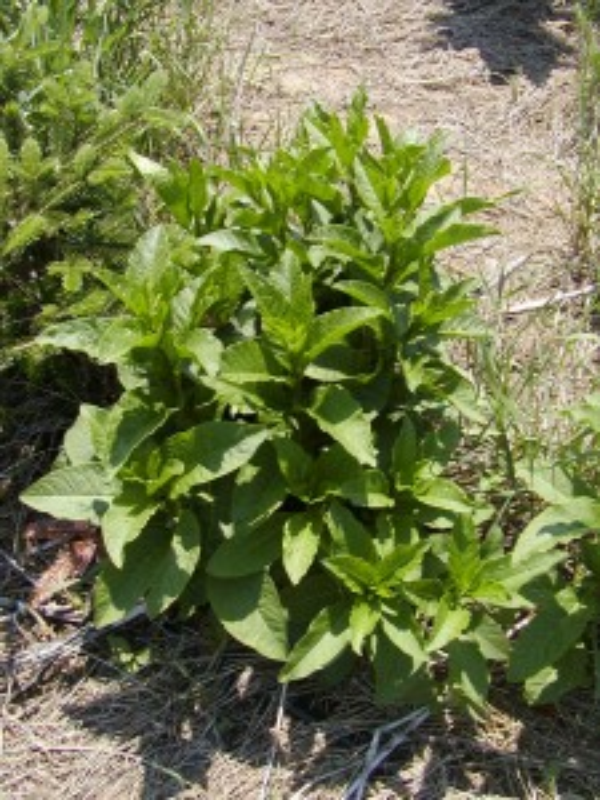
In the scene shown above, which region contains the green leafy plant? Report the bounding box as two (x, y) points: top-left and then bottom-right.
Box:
(22, 94), (596, 714)
(0, 1), (222, 352)
(511, 390), (600, 704)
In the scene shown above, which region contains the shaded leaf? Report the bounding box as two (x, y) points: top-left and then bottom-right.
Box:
(208, 571), (288, 660)
(308, 385), (377, 467)
(305, 307), (382, 363)
(280, 604), (351, 681)
(207, 516), (284, 578)
(102, 482), (160, 567)
(164, 423), (270, 498)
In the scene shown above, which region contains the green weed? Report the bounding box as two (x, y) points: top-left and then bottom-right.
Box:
(21, 96), (599, 714)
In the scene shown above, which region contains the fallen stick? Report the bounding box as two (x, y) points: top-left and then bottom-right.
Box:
(503, 284), (596, 315)
(344, 708), (430, 800)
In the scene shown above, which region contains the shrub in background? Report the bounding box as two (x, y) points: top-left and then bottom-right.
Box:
(0, 1), (194, 351)
(0, 1), (228, 498)
(22, 95), (600, 714)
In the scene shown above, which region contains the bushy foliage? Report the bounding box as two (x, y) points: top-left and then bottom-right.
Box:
(0, 1), (189, 351)
(22, 95), (600, 714)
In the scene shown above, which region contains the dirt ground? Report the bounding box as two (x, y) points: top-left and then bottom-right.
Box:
(3, 1), (600, 798)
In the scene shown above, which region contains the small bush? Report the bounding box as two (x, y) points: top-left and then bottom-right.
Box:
(0, 1), (219, 353)
(22, 95), (600, 714)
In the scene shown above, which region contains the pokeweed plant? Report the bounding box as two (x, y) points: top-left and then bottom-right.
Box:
(22, 94), (593, 714)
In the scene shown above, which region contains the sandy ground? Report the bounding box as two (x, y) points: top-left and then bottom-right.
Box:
(3, 2), (600, 798)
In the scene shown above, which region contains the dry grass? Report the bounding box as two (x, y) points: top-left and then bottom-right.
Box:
(3, 1), (600, 797)
(2, 620), (600, 799)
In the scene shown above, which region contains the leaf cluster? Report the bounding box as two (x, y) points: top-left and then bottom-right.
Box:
(22, 93), (600, 714)
(0, 1), (192, 352)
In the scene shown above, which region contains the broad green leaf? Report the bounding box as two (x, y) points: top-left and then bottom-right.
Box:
(349, 599), (380, 654)
(220, 339), (289, 383)
(446, 374), (487, 424)
(482, 550), (565, 602)
(523, 646), (590, 705)
(333, 280), (392, 316)
(175, 329), (223, 376)
(569, 392), (600, 433)
(375, 542), (429, 587)
(352, 156), (384, 215)
(392, 417), (418, 489)
(124, 225), (183, 319)
(21, 464), (116, 522)
(242, 260), (313, 355)
(304, 307), (382, 364)
(325, 501), (377, 559)
(308, 385), (377, 467)
(37, 317), (155, 365)
(469, 581), (513, 606)
(208, 572), (288, 660)
(448, 521), (482, 595)
(311, 444), (363, 498)
(507, 587), (594, 683)
(273, 439), (313, 499)
(415, 477), (472, 515)
(283, 513), (322, 585)
(95, 510), (202, 624)
(469, 614), (510, 661)
(232, 446), (287, 526)
(101, 483), (160, 567)
(515, 461), (574, 505)
(426, 600), (471, 653)
(424, 222), (497, 256)
(373, 628), (433, 706)
(207, 516), (284, 577)
(323, 554), (377, 593)
(280, 604), (352, 681)
(304, 343), (375, 382)
(312, 446), (392, 507)
(447, 639), (490, 718)
(105, 392), (172, 472)
(381, 615), (427, 666)
(513, 498), (600, 562)
(146, 509), (202, 617)
(199, 229), (264, 256)
(310, 228), (383, 278)
(336, 469), (394, 508)
(164, 423), (270, 498)
(129, 150), (170, 183)
(63, 405), (106, 466)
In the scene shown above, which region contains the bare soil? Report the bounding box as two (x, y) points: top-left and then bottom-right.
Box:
(3, 1), (600, 798)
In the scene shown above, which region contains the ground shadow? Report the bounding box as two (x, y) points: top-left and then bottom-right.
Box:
(432, 0), (574, 85)
(7, 616), (600, 798)
(56, 630), (600, 799)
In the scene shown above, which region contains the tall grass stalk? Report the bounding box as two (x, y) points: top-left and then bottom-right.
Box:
(576, 1), (600, 271)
